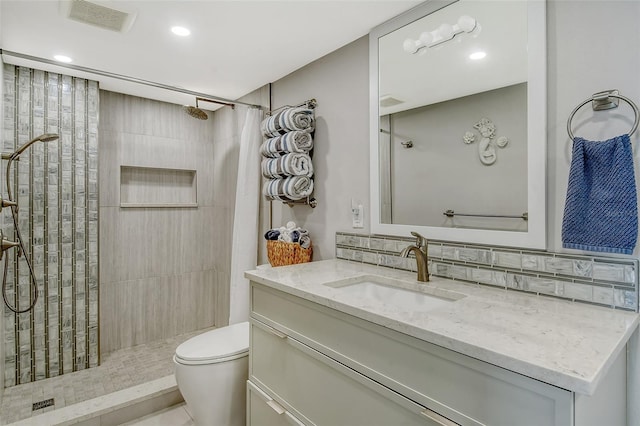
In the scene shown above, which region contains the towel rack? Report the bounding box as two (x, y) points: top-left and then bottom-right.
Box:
(567, 89), (640, 140)
(267, 98), (317, 116)
(263, 98), (318, 208)
(285, 196), (317, 208)
(443, 209), (528, 221)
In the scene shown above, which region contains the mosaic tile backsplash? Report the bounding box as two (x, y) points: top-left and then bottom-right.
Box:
(336, 232), (638, 312)
(2, 65), (99, 386)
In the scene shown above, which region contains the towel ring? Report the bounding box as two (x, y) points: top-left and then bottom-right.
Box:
(567, 92), (640, 140)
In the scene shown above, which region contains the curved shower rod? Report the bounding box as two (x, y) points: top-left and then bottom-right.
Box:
(1, 49), (263, 110)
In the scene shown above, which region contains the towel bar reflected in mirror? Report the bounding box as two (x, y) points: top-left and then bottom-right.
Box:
(443, 209), (528, 221)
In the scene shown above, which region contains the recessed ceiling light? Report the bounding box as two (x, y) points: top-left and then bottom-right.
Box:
(53, 55), (73, 63)
(171, 26), (190, 37)
(469, 51), (486, 60)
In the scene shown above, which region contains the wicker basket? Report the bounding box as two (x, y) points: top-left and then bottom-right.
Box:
(267, 240), (312, 267)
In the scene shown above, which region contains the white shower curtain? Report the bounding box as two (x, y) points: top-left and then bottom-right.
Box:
(229, 107), (263, 324)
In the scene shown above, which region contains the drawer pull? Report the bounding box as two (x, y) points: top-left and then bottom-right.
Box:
(421, 408), (459, 426)
(266, 399), (286, 415)
(264, 324), (288, 339)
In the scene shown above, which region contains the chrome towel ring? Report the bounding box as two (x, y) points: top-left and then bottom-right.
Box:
(567, 90), (640, 140)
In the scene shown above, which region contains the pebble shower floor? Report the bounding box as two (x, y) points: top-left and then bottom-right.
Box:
(0, 328), (210, 425)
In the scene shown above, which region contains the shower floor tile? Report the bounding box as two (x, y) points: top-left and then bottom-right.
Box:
(0, 327), (213, 425)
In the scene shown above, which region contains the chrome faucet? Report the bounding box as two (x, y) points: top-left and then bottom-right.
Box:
(400, 231), (429, 282)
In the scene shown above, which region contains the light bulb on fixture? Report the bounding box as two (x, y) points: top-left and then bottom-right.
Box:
(469, 51), (486, 60)
(403, 38), (420, 54)
(457, 15), (477, 32)
(419, 31), (433, 46)
(403, 15), (478, 54)
(437, 23), (454, 41)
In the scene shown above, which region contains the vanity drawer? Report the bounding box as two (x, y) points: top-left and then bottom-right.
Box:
(250, 319), (457, 426)
(251, 283), (572, 426)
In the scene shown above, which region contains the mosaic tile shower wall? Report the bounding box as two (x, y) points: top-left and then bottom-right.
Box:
(2, 65), (99, 387)
(336, 232), (638, 312)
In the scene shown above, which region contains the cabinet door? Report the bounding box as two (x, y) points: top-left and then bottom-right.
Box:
(250, 320), (459, 426)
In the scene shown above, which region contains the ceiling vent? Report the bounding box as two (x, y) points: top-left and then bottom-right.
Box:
(60, 0), (137, 33)
(379, 95), (404, 108)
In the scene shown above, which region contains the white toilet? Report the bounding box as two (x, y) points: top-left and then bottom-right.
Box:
(174, 321), (250, 426)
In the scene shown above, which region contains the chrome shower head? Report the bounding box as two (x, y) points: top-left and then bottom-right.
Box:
(12, 133), (59, 158)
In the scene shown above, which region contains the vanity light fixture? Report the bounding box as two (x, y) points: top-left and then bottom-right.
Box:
(469, 51), (486, 60)
(403, 15), (477, 54)
(171, 26), (191, 36)
(53, 54), (72, 63)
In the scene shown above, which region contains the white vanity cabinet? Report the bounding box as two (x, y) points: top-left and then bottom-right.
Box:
(248, 282), (627, 426)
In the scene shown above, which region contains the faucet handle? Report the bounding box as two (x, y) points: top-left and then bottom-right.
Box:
(410, 231), (428, 249)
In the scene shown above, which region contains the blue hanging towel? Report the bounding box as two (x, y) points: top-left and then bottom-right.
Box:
(562, 134), (637, 254)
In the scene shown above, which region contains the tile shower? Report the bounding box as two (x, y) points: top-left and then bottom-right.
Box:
(2, 65), (99, 386)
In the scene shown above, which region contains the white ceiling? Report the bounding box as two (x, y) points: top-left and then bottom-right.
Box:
(0, 0), (421, 110)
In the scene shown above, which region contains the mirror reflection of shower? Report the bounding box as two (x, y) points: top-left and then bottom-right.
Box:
(1, 133), (59, 313)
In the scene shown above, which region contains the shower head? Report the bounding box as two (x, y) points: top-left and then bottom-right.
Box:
(12, 133), (59, 158)
(183, 105), (209, 120)
(184, 97), (209, 120)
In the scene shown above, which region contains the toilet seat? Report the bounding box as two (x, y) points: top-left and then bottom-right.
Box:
(174, 321), (249, 366)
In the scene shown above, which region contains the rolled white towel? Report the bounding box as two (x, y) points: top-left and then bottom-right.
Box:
(260, 131), (313, 158)
(278, 232), (293, 243)
(261, 107), (315, 138)
(262, 176), (314, 201)
(261, 153), (313, 179)
(299, 234), (311, 249)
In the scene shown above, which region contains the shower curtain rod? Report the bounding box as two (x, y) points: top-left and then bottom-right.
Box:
(0, 49), (263, 109)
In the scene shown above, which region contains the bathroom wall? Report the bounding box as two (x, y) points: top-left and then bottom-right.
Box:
(2, 65), (100, 386)
(99, 92), (222, 353)
(267, 36), (371, 262)
(268, 0), (640, 260)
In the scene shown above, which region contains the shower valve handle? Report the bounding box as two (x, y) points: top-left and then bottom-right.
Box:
(0, 230), (19, 260)
(0, 197), (17, 211)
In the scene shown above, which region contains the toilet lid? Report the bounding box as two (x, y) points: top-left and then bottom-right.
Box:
(175, 322), (249, 363)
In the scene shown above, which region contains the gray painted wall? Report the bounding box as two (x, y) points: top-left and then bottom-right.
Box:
(268, 35), (371, 263)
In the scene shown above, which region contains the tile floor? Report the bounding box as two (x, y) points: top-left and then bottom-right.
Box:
(0, 327), (213, 425)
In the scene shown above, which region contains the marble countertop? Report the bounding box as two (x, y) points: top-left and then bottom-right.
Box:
(245, 259), (640, 396)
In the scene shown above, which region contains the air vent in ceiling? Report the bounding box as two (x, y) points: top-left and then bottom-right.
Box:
(379, 95), (404, 108)
(60, 0), (137, 33)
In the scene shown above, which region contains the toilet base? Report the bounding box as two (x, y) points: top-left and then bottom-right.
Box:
(174, 354), (248, 426)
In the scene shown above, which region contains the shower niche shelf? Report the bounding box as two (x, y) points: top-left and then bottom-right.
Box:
(120, 165), (198, 208)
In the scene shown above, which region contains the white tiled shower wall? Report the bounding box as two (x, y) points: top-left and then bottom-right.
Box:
(337, 232), (638, 311)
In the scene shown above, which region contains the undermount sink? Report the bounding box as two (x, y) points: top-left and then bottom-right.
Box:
(324, 275), (463, 312)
